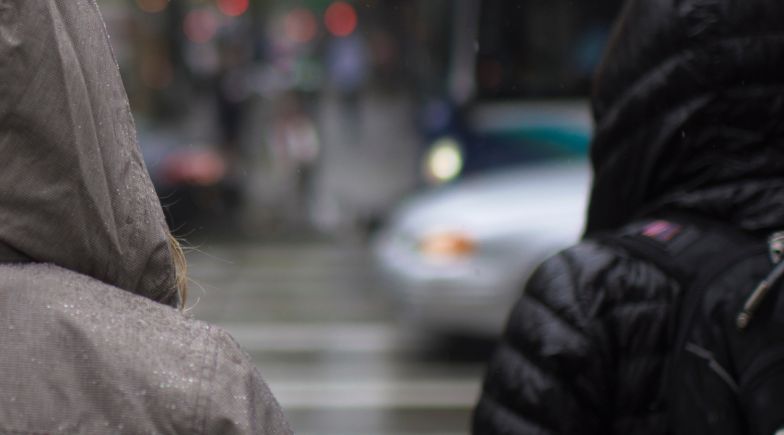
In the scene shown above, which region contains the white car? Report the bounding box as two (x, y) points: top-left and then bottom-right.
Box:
(373, 161), (590, 337)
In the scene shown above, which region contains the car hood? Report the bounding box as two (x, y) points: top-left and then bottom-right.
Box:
(390, 162), (590, 239)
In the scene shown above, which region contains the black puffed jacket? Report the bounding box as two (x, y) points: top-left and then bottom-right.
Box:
(474, 239), (679, 433)
(473, 0), (784, 433)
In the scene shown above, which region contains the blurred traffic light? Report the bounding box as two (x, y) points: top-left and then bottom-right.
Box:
(324, 1), (357, 37)
(217, 0), (249, 17)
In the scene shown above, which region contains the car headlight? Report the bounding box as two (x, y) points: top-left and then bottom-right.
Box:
(423, 137), (463, 184)
(418, 231), (476, 260)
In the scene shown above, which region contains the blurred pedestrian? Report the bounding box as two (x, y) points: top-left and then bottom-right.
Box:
(326, 32), (369, 137)
(0, 1), (290, 433)
(473, 0), (784, 433)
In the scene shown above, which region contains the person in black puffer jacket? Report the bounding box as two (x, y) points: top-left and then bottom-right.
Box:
(472, 0), (784, 433)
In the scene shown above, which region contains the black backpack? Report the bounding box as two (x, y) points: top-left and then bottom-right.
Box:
(601, 215), (784, 435)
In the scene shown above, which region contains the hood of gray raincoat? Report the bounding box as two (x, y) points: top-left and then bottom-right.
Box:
(585, 0), (784, 235)
(0, 0), (177, 305)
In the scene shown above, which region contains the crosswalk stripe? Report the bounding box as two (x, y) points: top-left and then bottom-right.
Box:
(217, 322), (415, 353)
(270, 379), (481, 410)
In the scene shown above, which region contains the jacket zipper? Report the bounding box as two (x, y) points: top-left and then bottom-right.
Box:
(736, 231), (784, 330)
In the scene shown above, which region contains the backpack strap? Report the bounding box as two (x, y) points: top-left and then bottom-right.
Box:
(594, 215), (767, 401)
(598, 219), (697, 285)
(596, 215), (765, 345)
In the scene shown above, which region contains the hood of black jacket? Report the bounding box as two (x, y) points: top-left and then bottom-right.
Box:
(0, 0), (177, 306)
(585, 0), (784, 235)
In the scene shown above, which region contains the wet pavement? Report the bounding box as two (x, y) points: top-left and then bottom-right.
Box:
(151, 80), (489, 433)
(187, 239), (490, 435)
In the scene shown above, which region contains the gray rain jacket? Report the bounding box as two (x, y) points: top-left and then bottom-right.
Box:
(0, 1), (291, 433)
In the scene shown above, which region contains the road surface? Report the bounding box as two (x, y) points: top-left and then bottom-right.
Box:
(188, 239), (489, 435)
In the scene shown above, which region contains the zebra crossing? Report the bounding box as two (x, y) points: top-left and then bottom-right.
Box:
(187, 241), (487, 434)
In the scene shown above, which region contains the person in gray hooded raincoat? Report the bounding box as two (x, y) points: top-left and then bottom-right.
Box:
(0, 1), (291, 433)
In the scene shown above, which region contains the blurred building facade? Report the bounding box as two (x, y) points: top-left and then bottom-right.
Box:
(98, 0), (618, 236)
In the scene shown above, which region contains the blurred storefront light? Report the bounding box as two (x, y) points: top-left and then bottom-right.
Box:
(135, 0), (168, 14)
(284, 8), (318, 44)
(217, 0), (249, 17)
(324, 1), (357, 37)
(184, 8), (219, 44)
(161, 149), (227, 187)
